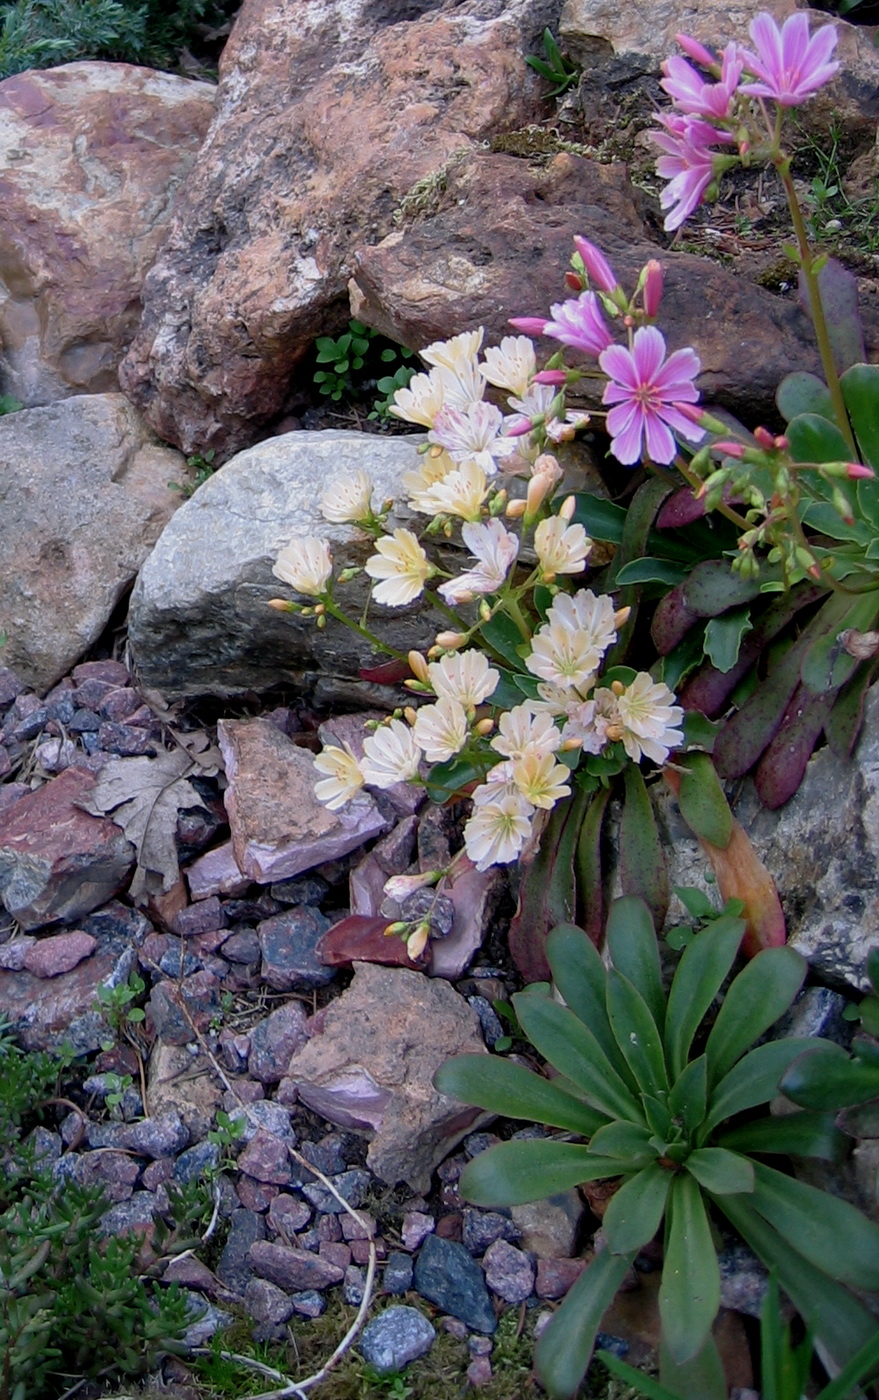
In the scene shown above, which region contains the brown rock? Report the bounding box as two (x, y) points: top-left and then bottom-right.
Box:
(0, 63), (215, 406)
(285, 961), (490, 1192)
(118, 0), (548, 459)
(186, 839), (251, 899)
(0, 766), (134, 928)
(351, 150), (842, 422)
(148, 1040), (224, 1139)
(0, 394), (186, 691)
(0, 948), (119, 1052)
(22, 930), (97, 978)
(219, 718), (388, 883)
(248, 1239), (345, 1292)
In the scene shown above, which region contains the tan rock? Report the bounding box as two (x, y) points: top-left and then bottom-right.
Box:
(218, 717), (388, 882)
(0, 394), (186, 691)
(118, 0), (549, 458)
(148, 1039), (225, 1139)
(0, 63), (215, 406)
(286, 961), (490, 1192)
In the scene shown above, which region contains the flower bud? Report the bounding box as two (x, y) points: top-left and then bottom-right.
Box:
(643, 260), (664, 317)
(573, 235), (619, 294)
(384, 921), (410, 937)
(406, 922), (431, 960)
(714, 440), (746, 459)
(337, 566), (361, 583)
(383, 870), (443, 902)
(435, 631), (467, 650)
(559, 495), (576, 521)
(613, 605), (632, 628)
(267, 598), (298, 612)
(533, 369), (568, 386)
(564, 271), (584, 292)
(847, 462), (874, 480)
(408, 650), (430, 683)
(403, 706), (418, 727)
(676, 32), (716, 68)
(505, 498), (527, 519)
(474, 717), (494, 736)
(611, 680), (625, 696)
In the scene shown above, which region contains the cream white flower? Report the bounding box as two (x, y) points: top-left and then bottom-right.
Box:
(534, 515), (592, 578)
(551, 591), (617, 655)
(365, 530), (433, 606)
(559, 697), (606, 754)
(428, 650), (499, 708)
(402, 449), (457, 510)
(480, 336), (537, 398)
(421, 330), (486, 408)
(428, 402), (516, 475)
(272, 537), (333, 597)
(438, 518), (519, 605)
(464, 786), (534, 870)
(505, 383), (591, 443)
(383, 870), (442, 902)
(616, 673), (684, 764)
(410, 459), (489, 521)
(526, 619), (603, 691)
(319, 469), (374, 524)
(511, 751), (572, 809)
(313, 743), (365, 810)
(390, 367), (449, 427)
(491, 704), (561, 761)
(412, 697), (469, 763)
(361, 719), (423, 787)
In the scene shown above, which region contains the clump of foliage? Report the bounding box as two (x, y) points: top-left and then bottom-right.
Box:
(436, 898), (879, 1399)
(0, 1019), (191, 1400)
(312, 318), (416, 415)
(524, 27), (580, 97)
(0, 0), (239, 79)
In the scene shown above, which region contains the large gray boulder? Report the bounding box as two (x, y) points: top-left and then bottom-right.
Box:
(127, 429), (442, 703)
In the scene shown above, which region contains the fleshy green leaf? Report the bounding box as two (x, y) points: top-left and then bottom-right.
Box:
(534, 1248), (638, 1399)
(777, 371), (835, 425)
(588, 1121), (655, 1161)
(702, 1039), (819, 1136)
(800, 592), (879, 696)
(675, 753), (734, 850)
(574, 785), (611, 947)
(423, 754), (483, 804)
(459, 1139), (623, 1207)
(717, 1109), (845, 1161)
(571, 493), (627, 544)
(658, 1334), (728, 1400)
(603, 1163), (671, 1255)
(842, 362), (879, 470)
(619, 767), (669, 932)
(597, 1352), (681, 1400)
(685, 1147), (754, 1195)
(786, 411), (853, 467)
(682, 559), (763, 616)
(606, 970), (669, 1097)
(704, 947), (807, 1085)
(749, 1160), (879, 1290)
(779, 1040), (879, 1110)
(703, 607), (753, 675)
(479, 611), (530, 670)
(546, 922), (634, 1086)
(606, 896), (665, 1033)
(667, 1056), (708, 1132)
(719, 1194), (879, 1374)
(665, 918), (744, 1080)
(659, 1173), (721, 1364)
(514, 990), (645, 1123)
(615, 558), (691, 586)
(434, 1054), (607, 1136)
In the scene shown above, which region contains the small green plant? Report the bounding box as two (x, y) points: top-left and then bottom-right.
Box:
(599, 1272), (879, 1400)
(524, 28), (580, 96)
(169, 447), (217, 497)
(664, 885), (745, 952)
(314, 320), (376, 402)
(208, 1109), (246, 1168)
(436, 897), (879, 1399)
(0, 393), (22, 415)
(0, 1026), (192, 1398)
(94, 970), (146, 1051)
(369, 357), (417, 422)
(103, 1070), (134, 1115)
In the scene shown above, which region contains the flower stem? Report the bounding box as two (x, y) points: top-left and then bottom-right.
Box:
(322, 600), (408, 661)
(775, 154), (858, 458)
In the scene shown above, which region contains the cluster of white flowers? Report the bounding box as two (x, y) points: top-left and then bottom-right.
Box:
(272, 327), (685, 880)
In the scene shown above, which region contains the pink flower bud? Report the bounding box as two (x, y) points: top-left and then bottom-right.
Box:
(847, 462), (875, 479)
(675, 402), (707, 425)
(565, 272), (584, 292)
(754, 426), (776, 450)
(509, 316), (548, 335)
(506, 417), (534, 437)
(643, 260), (664, 317)
(714, 440), (746, 458)
(675, 32), (716, 69)
(573, 236), (619, 294)
(533, 369), (568, 386)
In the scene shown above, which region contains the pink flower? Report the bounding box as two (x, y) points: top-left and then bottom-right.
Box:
(740, 12), (839, 107)
(599, 326), (704, 466)
(573, 236), (619, 294)
(650, 113), (733, 232)
(661, 43), (744, 119)
(541, 291), (614, 358)
(676, 33), (717, 70)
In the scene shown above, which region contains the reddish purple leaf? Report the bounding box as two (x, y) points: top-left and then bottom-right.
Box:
(359, 659), (413, 684)
(651, 585), (701, 655)
(754, 683), (834, 810)
(317, 914), (426, 969)
(656, 488), (707, 529)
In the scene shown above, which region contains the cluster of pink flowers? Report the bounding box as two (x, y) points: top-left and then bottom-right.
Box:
(652, 11), (840, 231)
